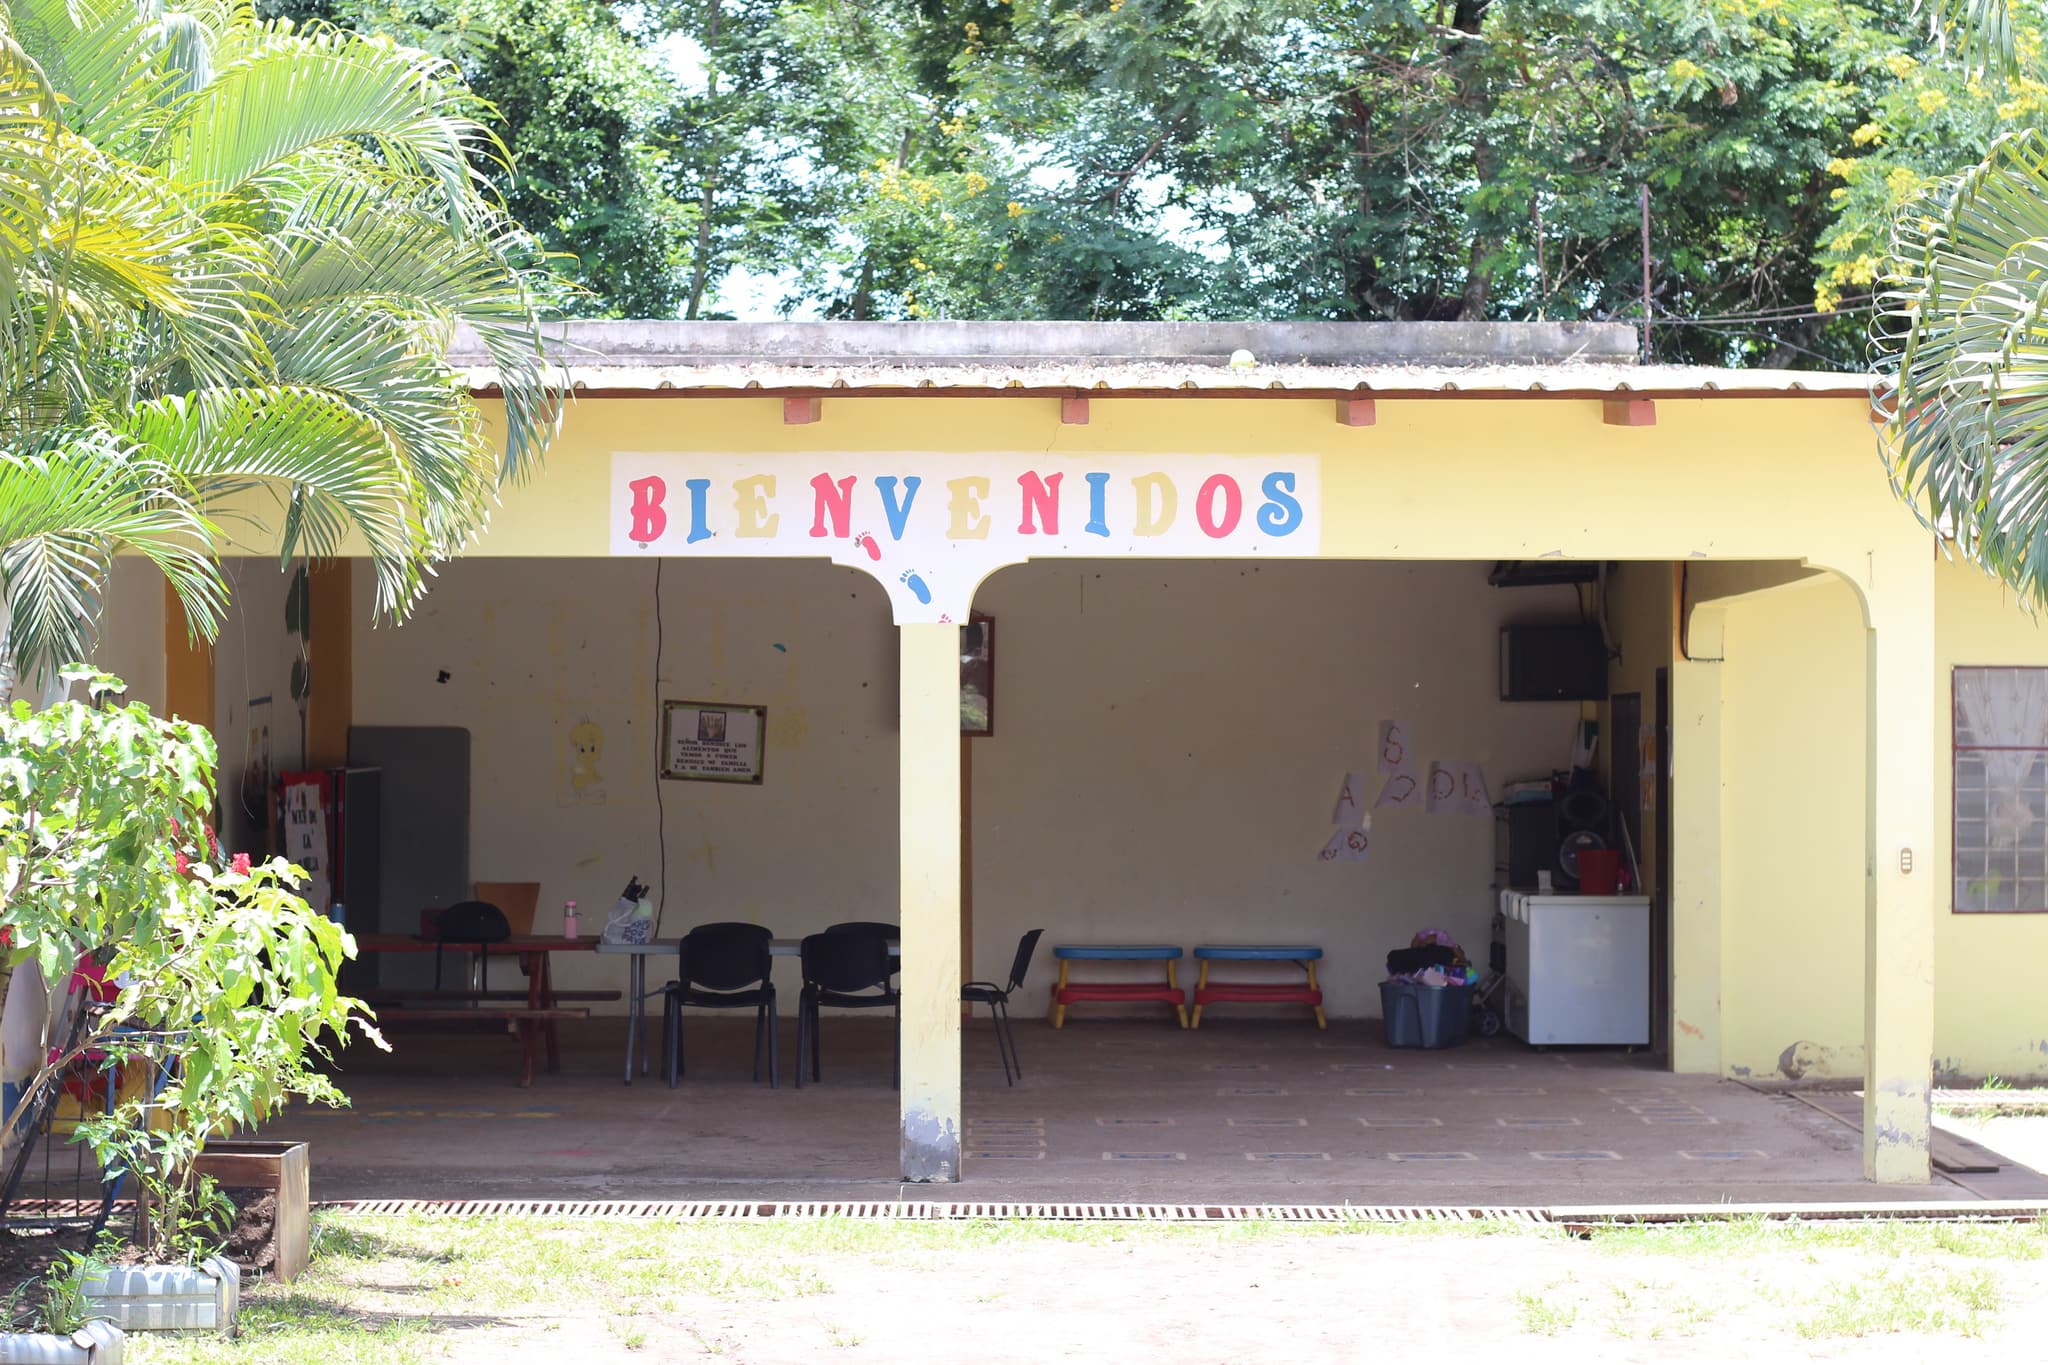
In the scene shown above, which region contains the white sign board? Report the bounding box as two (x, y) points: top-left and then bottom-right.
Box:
(610, 452), (1322, 623)
(662, 701), (766, 784)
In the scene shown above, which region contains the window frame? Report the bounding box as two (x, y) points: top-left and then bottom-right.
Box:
(1952, 665), (2048, 914)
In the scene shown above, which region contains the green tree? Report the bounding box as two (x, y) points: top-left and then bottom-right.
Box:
(0, 0), (558, 688)
(0, 671), (369, 1261)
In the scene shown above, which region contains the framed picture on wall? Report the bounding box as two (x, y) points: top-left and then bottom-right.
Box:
(961, 614), (994, 736)
(661, 701), (767, 783)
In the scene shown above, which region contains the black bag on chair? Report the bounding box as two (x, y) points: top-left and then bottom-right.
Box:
(435, 900), (511, 990)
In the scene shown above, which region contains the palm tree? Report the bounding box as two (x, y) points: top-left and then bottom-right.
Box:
(0, 0), (560, 693)
(1867, 1), (2048, 601)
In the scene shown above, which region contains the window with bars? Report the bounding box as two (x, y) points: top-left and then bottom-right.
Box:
(1954, 667), (2048, 913)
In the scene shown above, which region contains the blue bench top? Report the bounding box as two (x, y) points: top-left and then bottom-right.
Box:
(1053, 944), (1184, 960)
(1193, 944), (1323, 961)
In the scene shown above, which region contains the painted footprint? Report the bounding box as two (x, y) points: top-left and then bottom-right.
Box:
(853, 532), (883, 562)
(900, 571), (932, 605)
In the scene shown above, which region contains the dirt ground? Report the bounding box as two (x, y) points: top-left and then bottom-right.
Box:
(391, 1235), (2048, 1365)
(128, 1212), (2048, 1365)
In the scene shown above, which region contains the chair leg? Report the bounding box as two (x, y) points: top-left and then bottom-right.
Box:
(998, 996), (1021, 1081)
(985, 1001), (1012, 1085)
(811, 999), (823, 1083)
(794, 995), (806, 1090)
(753, 1004), (765, 1083)
(767, 993), (779, 1089)
(665, 998), (679, 1090)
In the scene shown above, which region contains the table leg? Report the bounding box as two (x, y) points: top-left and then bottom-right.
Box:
(1049, 961), (1070, 1029)
(623, 955), (639, 1085)
(524, 951), (563, 1074)
(1306, 960), (1327, 1029)
(1167, 959), (1188, 1029)
(1190, 961), (1209, 1029)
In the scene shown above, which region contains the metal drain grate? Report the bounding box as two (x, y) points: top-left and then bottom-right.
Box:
(314, 1198), (2048, 1226)
(320, 1198), (1551, 1224)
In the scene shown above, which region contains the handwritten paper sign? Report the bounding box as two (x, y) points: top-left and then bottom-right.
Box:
(611, 453), (1321, 623)
(661, 701), (766, 784)
(1332, 772), (1368, 826)
(1318, 825), (1372, 864)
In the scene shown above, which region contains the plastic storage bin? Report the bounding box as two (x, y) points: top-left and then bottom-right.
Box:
(1379, 981), (1473, 1049)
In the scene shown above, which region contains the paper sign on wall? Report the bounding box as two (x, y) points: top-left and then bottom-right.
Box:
(1375, 768), (1423, 810)
(1456, 762), (1493, 816)
(1318, 825), (1372, 863)
(1377, 720), (1412, 773)
(1426, 761), (1492, 817)
(1332, 772), (1367, 826)
(1373, 718), (1422, 809)
(282, 781), (331, 912)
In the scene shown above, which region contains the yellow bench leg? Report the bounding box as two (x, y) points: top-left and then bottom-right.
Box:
(1169, 959), (1189, 1029)
(1189, 961), (1208, 1029)
(1049, 960), (1069, 1029)
(1306, 960), (1327, 1029)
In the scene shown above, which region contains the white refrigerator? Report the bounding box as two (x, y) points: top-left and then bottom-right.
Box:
(1499, 889), (1651, 1046)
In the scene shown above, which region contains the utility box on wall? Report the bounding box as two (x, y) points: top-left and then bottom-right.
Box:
(1499, 624), (1608, 701)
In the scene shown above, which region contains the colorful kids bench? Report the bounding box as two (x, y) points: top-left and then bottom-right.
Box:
(1049, 945), (1188, 1028)
(1189, 944), (1326, 1029)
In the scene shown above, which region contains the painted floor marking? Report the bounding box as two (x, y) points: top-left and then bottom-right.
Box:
(1530, 1150), (1624, 1161)
(1386, 1152), (1477, 1162)
(1497, 1117), (1583, 1128)
(1358, 1117), (1443, 1128)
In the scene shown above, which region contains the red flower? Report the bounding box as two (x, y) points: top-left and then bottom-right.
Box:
(231, 853), (252, 876)
(174, 850), (190, 876)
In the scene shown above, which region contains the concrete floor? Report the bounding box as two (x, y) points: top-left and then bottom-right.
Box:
(266, 1015), (2048, 1207)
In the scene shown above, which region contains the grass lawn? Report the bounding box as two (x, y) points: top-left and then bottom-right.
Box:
(124, 1213), (2048, 1363)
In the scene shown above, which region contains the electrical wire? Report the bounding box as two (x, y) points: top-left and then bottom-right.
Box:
(653, 557), (667, 941)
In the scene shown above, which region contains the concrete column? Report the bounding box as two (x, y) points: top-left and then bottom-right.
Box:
(1862, 561), (1936, 1184)
(1668, 618), (1724, 1076)
(898, 623), (962, 1182)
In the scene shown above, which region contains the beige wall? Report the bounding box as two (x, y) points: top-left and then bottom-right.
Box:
(209, 559), (305, 855)
(1713, 574), (1869, 1081)
(349, 555), (901, 1003)
(1933, 557), (2048, 1083)
(87, 558), (168, 712)
(346, 555), (1579, 1016)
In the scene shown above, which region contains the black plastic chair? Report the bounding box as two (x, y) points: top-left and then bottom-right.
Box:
(960, 928), (1042, 1086)
(797, 928), (898, 1089)
(433, 900), (510, 991)
(662, 922), (777, 1089)
(826, 921), (900, 981)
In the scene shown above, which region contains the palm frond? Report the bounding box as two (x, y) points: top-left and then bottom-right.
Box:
(123, 385), (465, 618)
(0, 429), (224, 680)
(1875, 129), (2048, 604)
(1919, 0), (2018, 83)
(158, 27), (494, 224)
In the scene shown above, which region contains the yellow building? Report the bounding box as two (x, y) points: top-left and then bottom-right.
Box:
(92, 320), (2048, 1186)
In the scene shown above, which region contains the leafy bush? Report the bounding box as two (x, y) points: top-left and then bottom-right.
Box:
(0, 670), (378, 1261)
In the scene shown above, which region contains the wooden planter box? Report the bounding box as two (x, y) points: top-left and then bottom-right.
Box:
(192, 1139), (311, 1283)
(80, 1258), (236, 1335)
(0, 1323), (125, 1363)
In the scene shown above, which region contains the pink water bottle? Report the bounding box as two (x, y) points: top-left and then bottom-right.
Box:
(562, 900), (580, 939)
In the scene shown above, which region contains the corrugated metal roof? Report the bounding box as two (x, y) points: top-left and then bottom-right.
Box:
(464, 359), (1872, 399)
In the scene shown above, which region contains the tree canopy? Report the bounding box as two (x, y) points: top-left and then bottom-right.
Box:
(266, 0), (2039, 366)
